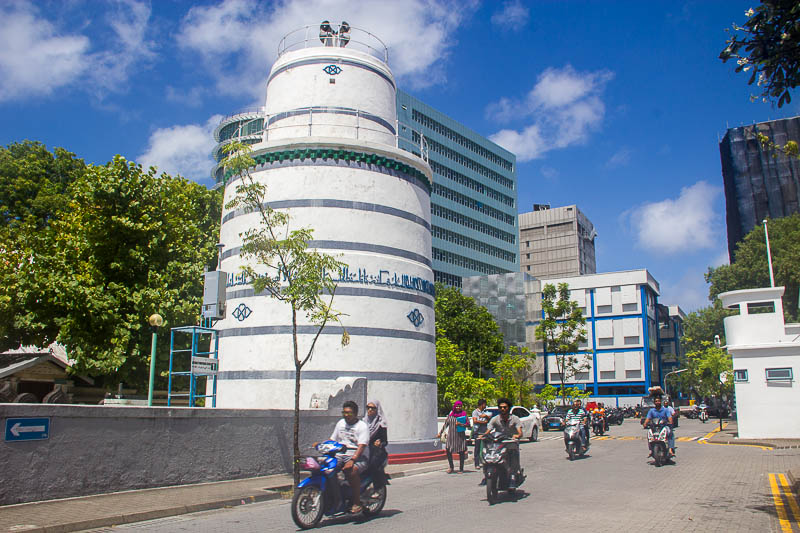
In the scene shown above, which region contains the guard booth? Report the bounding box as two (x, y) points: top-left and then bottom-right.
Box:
(167, 325), (219, 407)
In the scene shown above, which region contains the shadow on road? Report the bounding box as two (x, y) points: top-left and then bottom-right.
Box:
(311, 509), (403, 529)
(485, 490), (530, 505)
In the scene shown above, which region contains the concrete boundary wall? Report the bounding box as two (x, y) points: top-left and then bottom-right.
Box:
(0, 379), (366, 505)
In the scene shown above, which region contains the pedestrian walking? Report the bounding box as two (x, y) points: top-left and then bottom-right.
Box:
(438, 400), (469, 473)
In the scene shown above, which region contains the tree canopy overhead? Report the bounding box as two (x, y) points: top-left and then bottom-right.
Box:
(720, 1), (800, 107)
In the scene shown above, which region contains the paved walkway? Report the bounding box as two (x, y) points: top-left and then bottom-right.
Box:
(0, 462), (446, 533)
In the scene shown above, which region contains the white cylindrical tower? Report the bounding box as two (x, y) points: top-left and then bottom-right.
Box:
(214, 25), (437, 453)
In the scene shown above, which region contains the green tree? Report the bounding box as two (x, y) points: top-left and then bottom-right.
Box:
(0, 153), (222, 388)
(706, 213), (800, 320)
(434, 283), (505, 377)
(682, 300), (734, 354)
(0, 141), (86, 229)
(493, 345), (536, 407)
(223, 141), (349, 483)
(436, 332), (498, 414)
(534, 283), (588, 406)
(688, 341), (734, 428)
(535, 384), (558, 409)
(720, 1), (800, 108)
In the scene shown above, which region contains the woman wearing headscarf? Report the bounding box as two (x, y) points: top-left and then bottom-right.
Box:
(437, 400), (470, 473)
(366, 400), (389, 489)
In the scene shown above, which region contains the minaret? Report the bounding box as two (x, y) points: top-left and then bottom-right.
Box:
(214, 23), (437, 453)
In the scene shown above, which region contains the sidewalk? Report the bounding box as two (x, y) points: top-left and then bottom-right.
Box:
(0, 461), (447, 533)
(705, 419), (800, 449)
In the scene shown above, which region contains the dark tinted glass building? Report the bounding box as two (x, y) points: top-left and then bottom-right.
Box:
(720, 116), (800, 259)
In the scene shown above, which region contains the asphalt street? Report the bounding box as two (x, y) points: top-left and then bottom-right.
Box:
(84, 418), (800, 532)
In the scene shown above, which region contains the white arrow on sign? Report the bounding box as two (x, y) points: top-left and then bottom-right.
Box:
(10, 423), (46, 437)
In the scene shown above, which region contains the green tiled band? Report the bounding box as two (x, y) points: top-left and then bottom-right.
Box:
(223, 148), (431, 191)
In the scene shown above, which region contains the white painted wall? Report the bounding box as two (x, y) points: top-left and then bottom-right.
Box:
(721, 287), (800, 439)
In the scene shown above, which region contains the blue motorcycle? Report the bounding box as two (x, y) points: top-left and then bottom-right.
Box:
(291, 440), (388, 529)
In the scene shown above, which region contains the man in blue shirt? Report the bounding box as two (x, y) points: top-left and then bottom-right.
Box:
(642, 395), (674, 457)
(566, 399), (589, 449)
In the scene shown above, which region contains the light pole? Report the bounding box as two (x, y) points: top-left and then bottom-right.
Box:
(147, 313), (163, 406)
(763, 219), (775, 287)
(664, 368), (687, 400)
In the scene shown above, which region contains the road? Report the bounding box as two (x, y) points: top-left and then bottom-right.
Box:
(84, 418), (800, 532)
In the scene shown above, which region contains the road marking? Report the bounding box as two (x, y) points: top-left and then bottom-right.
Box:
(698, 422), (729, 441)
(769, 473), (794, 532)
(778, 473), (800, 528)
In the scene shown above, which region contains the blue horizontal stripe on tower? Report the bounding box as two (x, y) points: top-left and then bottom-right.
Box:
(216, 370), (436, 383)
(218, 325), (434, 343)
(221, 199), (430, 231)
(226, 286), (434, 308)
(222, 241), (432, 268)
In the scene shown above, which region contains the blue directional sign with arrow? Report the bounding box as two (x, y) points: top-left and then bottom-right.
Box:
(4, 417), (50, 442)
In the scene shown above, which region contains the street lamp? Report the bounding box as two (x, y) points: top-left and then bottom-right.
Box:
(147, 313), (163, 406)
(763, 219), (775, 287)
(664, 368), (687, 400)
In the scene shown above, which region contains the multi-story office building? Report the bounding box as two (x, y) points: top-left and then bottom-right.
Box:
(396, 90), (519, 287)
(211, 93), (520, 290)
(519, 204), (596, 278)
(465, 269), (685, 405)
(657, 304), (686, 380)
(720, 116), (800, 260)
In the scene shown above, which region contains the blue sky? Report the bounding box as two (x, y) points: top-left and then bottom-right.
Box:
(1, 0), (796, 313)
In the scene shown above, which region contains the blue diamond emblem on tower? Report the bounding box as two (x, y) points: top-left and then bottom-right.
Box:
(232, 303), (252, 322)
(407, 309), (424, 328)
(323, 64), (342, 75)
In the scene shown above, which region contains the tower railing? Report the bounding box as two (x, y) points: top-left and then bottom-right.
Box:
(278, 25), (389, 63)
(212, 107), (430, 164)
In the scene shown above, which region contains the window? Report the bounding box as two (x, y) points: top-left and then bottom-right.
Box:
(734, 369), (748, 382)
(766, 367), (793, 382)
(747, 301), (775, 314)
(511, 407), (528, 418)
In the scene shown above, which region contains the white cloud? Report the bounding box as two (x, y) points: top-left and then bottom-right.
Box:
(628, 181), (722, 254)
(606, 147), (632, 168)
(176, 0), (478, 98)
(491, 0), (529, 31)
(0, 2), (90, 101)
(138, 115), (223, 184)
(487, 65), (613, 161)
(0, 0), (154, 103)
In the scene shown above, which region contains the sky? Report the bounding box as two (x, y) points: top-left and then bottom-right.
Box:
(1, 0), (796, 313)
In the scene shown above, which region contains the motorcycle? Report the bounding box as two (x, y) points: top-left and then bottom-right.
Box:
(591, 413), (605, 436)
(699, 408), (709, 423)
(646, 419), (672, 467)
(606, 409), (624, 426)
(291, 440), (387, 529)
(482, 431), (525, 504)
(564, 419), (589, 460)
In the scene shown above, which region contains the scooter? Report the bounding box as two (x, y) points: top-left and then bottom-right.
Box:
(591, 413), (605, 436)
(699, 408), (709, 423)
(291, 441), (387, 529)
(646, 419), (673, 467)
(482, 431), (525, 504)
(564, 419), (589, 460)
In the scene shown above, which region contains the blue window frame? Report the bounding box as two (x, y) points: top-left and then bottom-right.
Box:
(765, 367), (793, 382)
(733, 369), (748, 382)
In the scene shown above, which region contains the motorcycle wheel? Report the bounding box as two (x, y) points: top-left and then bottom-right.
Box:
(568, 441), (577, 461)
(291, 486), (324, 530)
(653, 445), (665, 467)
(486, 469), (499, 504)
(530, 426), (539, 442)
(363, 484), (386, 516)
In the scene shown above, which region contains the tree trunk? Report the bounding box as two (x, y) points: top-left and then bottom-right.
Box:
(292, 306), (301, 485)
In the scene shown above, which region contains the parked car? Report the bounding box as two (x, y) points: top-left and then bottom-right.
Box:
(476, 405), (542, 442)
(542, 405), (571, 431)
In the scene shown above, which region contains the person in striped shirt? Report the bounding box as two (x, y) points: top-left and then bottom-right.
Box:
(566, 399), (589, 448)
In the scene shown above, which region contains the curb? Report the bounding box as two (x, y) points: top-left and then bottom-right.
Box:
(6, 491), (287, 533)
(787, 470), (800, 495)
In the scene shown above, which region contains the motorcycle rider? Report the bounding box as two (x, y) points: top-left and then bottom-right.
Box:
(566, 399), (590, 449)
(481, 397), (523, 487)
(642, 395), (675, 458)
(328, 400), (370, 513)
(591, 402), (606, 432)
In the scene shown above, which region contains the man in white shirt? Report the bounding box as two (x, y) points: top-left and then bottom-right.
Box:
(329, 400), (370, 513)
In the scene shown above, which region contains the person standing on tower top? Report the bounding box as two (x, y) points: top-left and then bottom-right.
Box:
(339, 21), (351, 47)
(319, 20), (336, 46)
